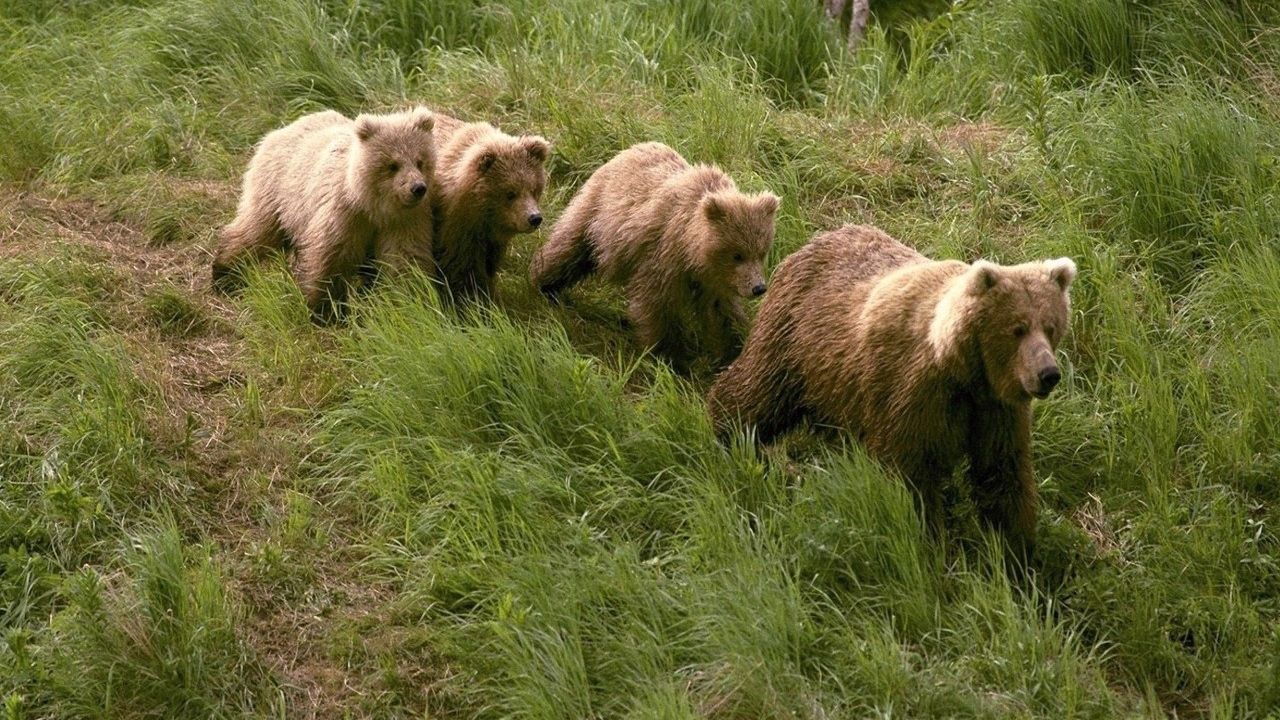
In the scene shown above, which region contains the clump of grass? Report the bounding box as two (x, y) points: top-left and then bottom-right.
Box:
(1057, 487), (1280, 708)
(0, 257), (183, 566)
(144, 285), (209, 337)
(233, 259), (343, 409)
(661, 0), (839, 103)
(43, 523), (281, 718)
(244, 490), (327, 603)
(1178, 244), (1280, 497)
(0, 251), (118, 311)
(1009, 0), (1137, 81)
(0, 547), (57, 632)
(325, 0), (515, 57)
(1063, 86), (1278, 293)
(88, 172), (233, 247)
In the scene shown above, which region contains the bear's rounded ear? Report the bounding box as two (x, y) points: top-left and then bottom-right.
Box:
(355, 115), (378, 142)
(702, 194), (728, 224)
(1046, 257), (1077, 291)
(475, 150), (498, 173)
(412, 107), (435, 134)
(967, 260), (1001, 296)
(521, 135), (551, 163)
(756, 192), (780, 216)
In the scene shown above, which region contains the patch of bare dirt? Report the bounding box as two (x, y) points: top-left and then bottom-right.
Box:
(934, 121), (1013, 155)
(7, 190), (218, 293)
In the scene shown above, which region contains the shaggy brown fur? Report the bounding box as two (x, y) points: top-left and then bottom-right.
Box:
(708, 224), (1077, 556)
(212, 107), (437, 320)
(429, 113), (550, 304)
(529, 142), (779, 371)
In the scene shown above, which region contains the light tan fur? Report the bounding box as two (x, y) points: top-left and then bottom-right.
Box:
(212, 107), (437, 320)
(708, 224), (1076, 559)
(529, 141), (779, 371)
(429, 112), (550, 304)
(926, 261), (988, 361)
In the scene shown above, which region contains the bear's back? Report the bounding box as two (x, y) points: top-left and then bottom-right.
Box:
(250, 112), (356, 231)
(592, 143), (692, 210)
(614, 142), (689, 180)
(802, 224), (924, 287)
(573, 143), (694, 276)
(259, 110), (351, 162)
(771, 225), (943, 431)
(763, 225), (925, 319)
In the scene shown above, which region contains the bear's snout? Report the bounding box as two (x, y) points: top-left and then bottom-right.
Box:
(411, 182), (428, 198)
(1033, 365), (1061, 398)
(751, 283), (766, 297)
(528, 212), (543, 229)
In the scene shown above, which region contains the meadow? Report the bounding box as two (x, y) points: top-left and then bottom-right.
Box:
(2, 0), (1280, 717)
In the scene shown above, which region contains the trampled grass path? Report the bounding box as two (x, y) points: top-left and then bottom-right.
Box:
(0, 185), (408, 714)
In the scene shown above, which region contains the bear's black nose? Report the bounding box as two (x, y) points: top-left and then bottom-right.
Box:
(529, 213), (543, 228)
(752, 283), (766, 296)
(411, 182), (427, 198)
(1038, 366), (1061, 394)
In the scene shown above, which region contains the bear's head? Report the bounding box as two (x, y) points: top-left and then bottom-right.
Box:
(696, 191), (780, 298)
(350, 107), (436, 215)
(462, 133), (551, 235)
(939, 258), (1077, 405)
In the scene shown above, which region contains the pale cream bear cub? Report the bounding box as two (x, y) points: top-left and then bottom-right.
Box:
(213, 107), (437, 320)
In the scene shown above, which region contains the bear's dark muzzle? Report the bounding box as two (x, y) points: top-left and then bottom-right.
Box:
(1035, 366), (1061, 397)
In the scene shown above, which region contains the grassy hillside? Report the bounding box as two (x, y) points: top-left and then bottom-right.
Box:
(2, 0), (1280, 717)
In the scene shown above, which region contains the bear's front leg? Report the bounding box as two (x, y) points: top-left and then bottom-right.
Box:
(457, 238), (504, 304)
(469, 252), (499, 303)
(296, 214), (366, 323)
(366, 223), (434, 299)
(628, 292), (690, 372)
(701, 296), (748, 370)
(708, 360), (807, 445)
(967, 404), (1037, 564)
(438, 251), (491, 306)
(374, 222), (434, 275)
(529, 207), (597, 298)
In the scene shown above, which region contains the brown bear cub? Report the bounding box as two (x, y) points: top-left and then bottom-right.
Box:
(212, 107), (437, 321)
(708, 224), (1077, 558)
(429, 113), (551, 304)
(530, 142), (779, 371)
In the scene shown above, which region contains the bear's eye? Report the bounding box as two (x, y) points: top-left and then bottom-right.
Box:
(387, 162), (400, 173)
(415, 160), (424, 170)
(1045, 324), (1058, 340)
(732, 252), (744, 263)
(506, 191), (518, 201)
(1012, 324), (1028, 338)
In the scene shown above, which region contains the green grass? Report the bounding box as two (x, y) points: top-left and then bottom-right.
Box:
(2, 0), (1280, 717)
(37, 523), (280, 718)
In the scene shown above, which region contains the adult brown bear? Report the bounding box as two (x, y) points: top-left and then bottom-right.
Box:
(709, 224), (1077, 557)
